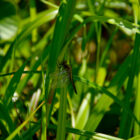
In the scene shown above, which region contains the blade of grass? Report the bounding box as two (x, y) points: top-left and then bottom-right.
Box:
(50, 124), (123, 140)
(67, 93), (91, 140)
(129, 135), (140, 140)
(82, 15), (140, 33)
(1, 68), (139, 130)
(132, 0), (140, 136)
(6, 101), (45, 140)
(118, 33), (140, 138)
(56, 87), (67, 140)
(12, 25), (53, 95)
(95, 22), (102, 82)
(21, 121), (124, 140)
(0, 102), (15, 134)
(41, 61), (46, 140)
(22, 123), (40, 140)
(64, 15), (140, 59)
(44, 0), (76, 137)
(29, 0), (37, 43)
(75, 93), (91, 140)
(73, 76), (140, 128)
(79, 88), (117, 140)
(16, 44), (50, 94)
(0, 8), (57, 72)
(67, 94), (76, 140)
(100, 27), (118, 66)
(41, 0), (58, 9)
(14, 24), (53, 94)
(3, 60), (27, 108)
(134, 73), (140, 135)
(21, 120), (41, 140)
(47, 0), (76, 73)
(108, 55), (131, 88)
(0, 70), (42, 77)
(94, 54), (132, 134)
(131, 0), (139, 24)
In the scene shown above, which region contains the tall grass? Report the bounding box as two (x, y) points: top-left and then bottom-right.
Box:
(0, 0), (140, 140)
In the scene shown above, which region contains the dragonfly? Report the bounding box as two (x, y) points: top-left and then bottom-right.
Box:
(49, 61), (77, 94)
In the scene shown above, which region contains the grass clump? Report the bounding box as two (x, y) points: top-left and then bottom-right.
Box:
(0, 0), (140, 140)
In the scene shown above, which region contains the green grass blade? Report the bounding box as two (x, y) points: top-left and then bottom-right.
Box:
(47, 0), (76, 73)
(29, 0), (37, 43)
(21, 121), (41, 140)
(95, 22), (102, 81)
(67, 93), (91, 140)
(41, 0), (58, 9)
(3, 61), (27, 108)
(6, 101), (45, 140)
(0, 102), (15, 134)
(83, 16), (140, 33)
(56, 88), (67, 140)
(100, 27), (118, 66)
(134, 73), (140, 135)
(129, 135), (140, 140)
(75, 93), (91, 140)
(50, 124), (123, 140)
(79, 88), (117, 140)
(0, 9), (57, 72)
(73, 76), (140, 129)
(17, 45), (50, 94)
(41, 63), (46, 140)
(22, 122), (124, 140)
(118, 33), (140, 138)
(108, 55), (131, 88)
(44, 0), (76, 136)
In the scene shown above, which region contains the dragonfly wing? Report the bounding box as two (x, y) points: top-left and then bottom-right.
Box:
(49, 69), (70, 88)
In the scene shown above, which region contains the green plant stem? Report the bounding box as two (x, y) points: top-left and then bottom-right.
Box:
(133, 1), (140, 136)
(95, 22), (102, 82)
(44, 0), (76, 138)
(29, 0), (37, 43)
(6, 101), (45, 140)
(0, 70), (42, 77)
(10, 46), (15, 74)
(41, 0), (58, 9)
(41, 68), (47, 140)
(118, 34), (140, 138)
(56, 87), (67, 140)
(41, 104), (47, 140)
(100, 27), (118, 66)
(134, 73), (140, 135)
(49, 124), (123, 140)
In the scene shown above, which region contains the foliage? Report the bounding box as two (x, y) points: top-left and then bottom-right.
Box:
(0, 0), (140, 140)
